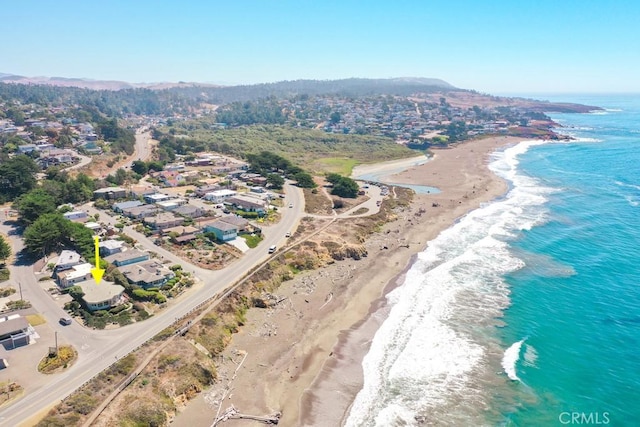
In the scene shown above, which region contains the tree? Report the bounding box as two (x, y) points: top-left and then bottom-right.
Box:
(68, 285), (85, 300)
(22, 213), (94, 258)
(293, 172), (316, 188)
(330, 111), (341, 124)
(14, 189), (57, 225)
(266, 173), (284, 189)
(23, 214), (67, 256)
(0, 155), (40, 202)
(326, 173), (359, 198)
(131, 160), (148, 175)
(0, 235), (10, 265)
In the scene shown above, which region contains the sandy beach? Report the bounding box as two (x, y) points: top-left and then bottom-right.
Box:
(170, 135), (522, 427)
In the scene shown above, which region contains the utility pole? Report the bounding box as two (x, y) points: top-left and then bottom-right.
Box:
(55, 331), (58, 353)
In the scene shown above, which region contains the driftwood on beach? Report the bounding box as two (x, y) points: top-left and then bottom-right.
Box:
(211, 405), (281, 425)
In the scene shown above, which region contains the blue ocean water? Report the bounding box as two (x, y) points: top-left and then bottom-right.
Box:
(345, 95), (640, 426)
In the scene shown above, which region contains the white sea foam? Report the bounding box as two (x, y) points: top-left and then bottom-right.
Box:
(502, 339), (525, 381)
(523, 343), (538, 368)
(345, 140), (554, 426)
(615, 180), (640, 191)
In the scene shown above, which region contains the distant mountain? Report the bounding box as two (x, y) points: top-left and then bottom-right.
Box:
(0, 72), (219, 91)
(0, 72), (454, 94)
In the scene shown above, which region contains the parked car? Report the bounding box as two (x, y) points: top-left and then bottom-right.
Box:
(285, 232), (291, 238)
(59, 317), (73, 326)
(289, 203), (293, 208)
(268, 245), (277, 254)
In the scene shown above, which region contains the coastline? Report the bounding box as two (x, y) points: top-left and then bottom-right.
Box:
(170, 135), (522, 427)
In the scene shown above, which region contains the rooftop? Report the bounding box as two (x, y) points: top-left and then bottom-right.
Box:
(104, 248), (149, 264)
(0, 316), (30, 337)
(56, 250), (81, 267)
(77, 280), (124, 304)
(206, 220), (238, 231)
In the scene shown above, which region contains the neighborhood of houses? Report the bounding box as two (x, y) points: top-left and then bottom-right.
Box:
(0, 117), (102, 169)
(41, 157), (283, 317)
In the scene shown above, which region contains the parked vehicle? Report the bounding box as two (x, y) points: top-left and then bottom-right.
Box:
(268, 245), (277, 253)
(59, 317), (73, 326)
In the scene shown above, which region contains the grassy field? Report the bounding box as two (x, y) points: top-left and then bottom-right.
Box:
(312, 157), (360, 175)
(157, 124), (418, 173)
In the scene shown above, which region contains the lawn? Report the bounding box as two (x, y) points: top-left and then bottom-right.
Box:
(241, 234), (263, 248)
(312, 157), (360, 175)
(25, 314), (46, 326)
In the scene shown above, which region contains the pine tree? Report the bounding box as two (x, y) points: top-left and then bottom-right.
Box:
(0, 235), (11, 265)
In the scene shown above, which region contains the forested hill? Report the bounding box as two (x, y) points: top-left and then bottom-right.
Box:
(196, 77), (457, 102)
(0, 77), (458, 116)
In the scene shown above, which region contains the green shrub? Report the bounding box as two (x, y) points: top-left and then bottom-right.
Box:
(0, 287), (16, 297)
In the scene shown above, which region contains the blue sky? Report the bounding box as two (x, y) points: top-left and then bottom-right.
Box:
(2, 0), (639, 93)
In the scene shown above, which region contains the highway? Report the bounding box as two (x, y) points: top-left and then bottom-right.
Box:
(0, 182), (305, 426)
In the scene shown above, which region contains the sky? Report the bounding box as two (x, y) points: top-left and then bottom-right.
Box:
(1, 0), (639, 94)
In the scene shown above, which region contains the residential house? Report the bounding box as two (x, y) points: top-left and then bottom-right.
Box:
(144, 193), (172, 204)
(163, 225), (200, 244)
(203, 220), (238, 242)
(129, 184), (156, 198)
(143, 212), (183, 230)
(0, 316), (32, 348)
(225, 195), (267, 214)
(156, 199), (187, 211)
(77, 279), (125, 311)
(113, 200), (143, 213)
(99, 239), (126, 256)
(204, 189), (237, 203)
(119, 260), (175, 289)
(17, 144), (37, 154)
(121, 204), (159, 219)
(218, 215), (250, 233)
(104, 249), (150, 267)
(55, 250), (82, 272)
(150, 170), (185, 187)
(173, 204), (206, 219)
(195, 184), (221, 197)
(63, 210), (89, 222)
(84, 222), (102, 234)
(94, 187), (127, 200)
(56, 263), (92, 288)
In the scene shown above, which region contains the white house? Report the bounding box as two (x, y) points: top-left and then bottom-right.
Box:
(144, 193), (173, 204)
(56, 263), (92, 288)
(99, 239), (126, 256)
(63, 211), (89, 222)
(204, 189), (237, 203)
(55, 250), (82, 271)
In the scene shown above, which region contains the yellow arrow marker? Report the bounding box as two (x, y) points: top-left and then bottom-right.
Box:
(90, 236), (105, 285)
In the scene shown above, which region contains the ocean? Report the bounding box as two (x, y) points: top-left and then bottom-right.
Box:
(345, 94), (640, 426)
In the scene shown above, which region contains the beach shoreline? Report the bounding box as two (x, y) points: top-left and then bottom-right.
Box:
(170, 135), (523, 427)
